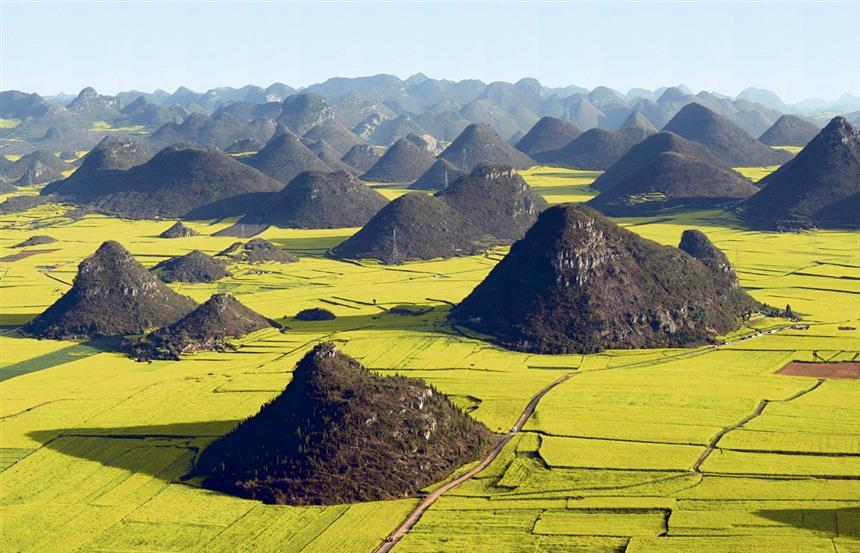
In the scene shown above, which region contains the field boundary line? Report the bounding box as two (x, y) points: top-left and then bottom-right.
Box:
(693, 378), (824, 473)
(373, 371), (577, 553)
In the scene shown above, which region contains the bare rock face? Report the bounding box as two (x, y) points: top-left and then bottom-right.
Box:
(22, 241), (197, 339)
(679, 229), (737, 285)
(450, 204), (758, 353)
(194, 342), (494, 505)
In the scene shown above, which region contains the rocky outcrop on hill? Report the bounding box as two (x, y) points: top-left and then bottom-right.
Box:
(450, 204), (757, 353)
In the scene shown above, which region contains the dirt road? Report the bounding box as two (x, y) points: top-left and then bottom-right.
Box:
(374, 372), (576, 553)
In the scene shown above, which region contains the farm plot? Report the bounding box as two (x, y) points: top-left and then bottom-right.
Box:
(1, 168), (859, 552)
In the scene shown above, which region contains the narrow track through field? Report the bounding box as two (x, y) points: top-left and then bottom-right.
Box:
(374, 371), (577, 552)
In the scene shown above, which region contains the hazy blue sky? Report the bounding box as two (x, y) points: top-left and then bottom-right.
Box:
(2, 1), (858, 102)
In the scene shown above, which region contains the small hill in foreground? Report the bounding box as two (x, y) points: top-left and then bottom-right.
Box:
(238, 170), (387, 228)
(132, 294), (273, 360)
(217, 238), (298, 263)
(294, 308), (336, 321)
(13, 235), (56, 248)
(360, 137), (436, 183)
(758, 114), (821, 147)
(22, 241), (196, 339)
(587, 131), (758, 215)
(439, 123), (534, 171)
(515, 116), (582, 158)
(332, 164), (547, 264)
(159, 222), (198, 238)
(194, 342), (494, 505)
(662, 103), (792, 166)
(450, 204), (757, 353)
(741, 116), (860, 229)
(152, 250), (231, 283)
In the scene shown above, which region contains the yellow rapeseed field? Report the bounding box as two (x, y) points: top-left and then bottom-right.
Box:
(1, 167), (858, 552)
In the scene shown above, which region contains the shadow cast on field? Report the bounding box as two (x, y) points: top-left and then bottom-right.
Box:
(1, 336), (125, 383)
(27, 420), (241, 481)
(276, 304), (452, 335)
(0, 313), (39, 329)
(756, 507), (860, 538)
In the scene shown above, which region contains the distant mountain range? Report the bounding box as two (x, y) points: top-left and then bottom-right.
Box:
(1, 74), (857, 163)
(33, 78), (859, 117)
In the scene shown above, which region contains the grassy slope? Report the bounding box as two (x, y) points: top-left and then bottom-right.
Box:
(1, 167), (859, 553)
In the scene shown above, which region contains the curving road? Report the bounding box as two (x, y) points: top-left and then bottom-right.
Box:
(374, 372), (576, 553)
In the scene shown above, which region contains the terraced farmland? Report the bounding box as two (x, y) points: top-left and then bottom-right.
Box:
(1, 167), (859, 552)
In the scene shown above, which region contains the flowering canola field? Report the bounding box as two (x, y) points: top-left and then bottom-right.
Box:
(1, 167), (859, 552)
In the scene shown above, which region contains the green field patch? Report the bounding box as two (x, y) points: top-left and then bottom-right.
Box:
(0, 339), (114, 382)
